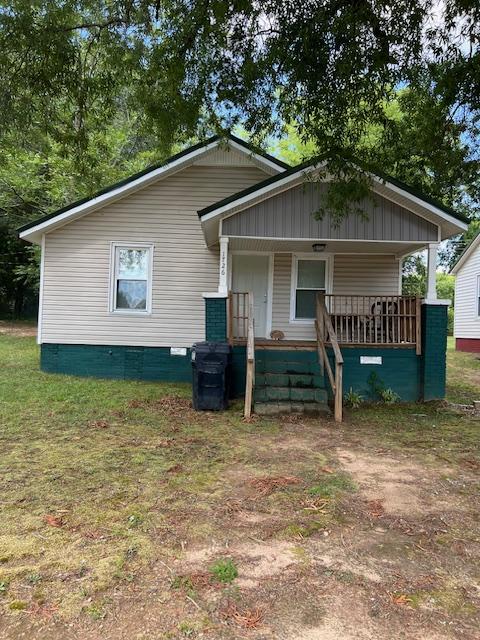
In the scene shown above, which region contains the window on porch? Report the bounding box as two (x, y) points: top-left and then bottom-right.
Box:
(292, 257), (327, 321)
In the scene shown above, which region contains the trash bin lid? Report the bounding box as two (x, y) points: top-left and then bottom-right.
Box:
(192, 341), (232, 355)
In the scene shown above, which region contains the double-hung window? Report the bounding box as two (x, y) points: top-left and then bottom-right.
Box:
(292, 256), (328, 320)
(111, 244), (153, 313)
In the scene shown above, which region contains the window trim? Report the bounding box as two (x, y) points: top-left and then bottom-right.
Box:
(289, 253), (333, 324)
(109, 242), (154, 315)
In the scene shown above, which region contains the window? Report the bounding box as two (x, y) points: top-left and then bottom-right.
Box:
(291, 256), (328, 320)
(111, 244), (153, 313)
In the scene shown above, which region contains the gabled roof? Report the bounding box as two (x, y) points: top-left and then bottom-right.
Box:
(451, 232), (480, 274)
(19, 135), (289, 243)
(198, 157), (469, 226)
(197, 156), (468, 247)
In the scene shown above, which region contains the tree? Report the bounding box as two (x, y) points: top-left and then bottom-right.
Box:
(402, 254), (427, 297)
(0, 101), (170, 316)
(2, 2), (480, 312)
(1, 3), (479, 153)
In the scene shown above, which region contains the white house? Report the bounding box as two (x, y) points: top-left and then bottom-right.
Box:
(18, 135), (467, 415)
(451, 233), (480, 352)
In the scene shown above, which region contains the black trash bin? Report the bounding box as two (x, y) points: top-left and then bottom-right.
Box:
(192, 342), (232, 411)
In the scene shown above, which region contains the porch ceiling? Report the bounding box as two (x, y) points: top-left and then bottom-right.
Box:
(226, 236), (426, 257)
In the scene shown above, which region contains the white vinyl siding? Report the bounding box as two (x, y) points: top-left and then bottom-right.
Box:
(271, 253), (401, 340)
(454, 246), (480, 339)
(41, 164), (267, 347)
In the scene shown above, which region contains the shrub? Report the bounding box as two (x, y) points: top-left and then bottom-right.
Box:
(344, 387), (363, 409)
(380, 388), (400, 404)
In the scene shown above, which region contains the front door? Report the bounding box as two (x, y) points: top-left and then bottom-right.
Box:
(232, 254), (270, 338)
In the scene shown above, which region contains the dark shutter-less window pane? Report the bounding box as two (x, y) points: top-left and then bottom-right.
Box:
(295, 290), (317, 319)
(117, 280), (147, 309)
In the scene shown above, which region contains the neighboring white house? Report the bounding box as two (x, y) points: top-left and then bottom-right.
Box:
(451, 233), (480, 352)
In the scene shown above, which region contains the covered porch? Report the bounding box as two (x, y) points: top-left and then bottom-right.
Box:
(199, 166), (462, 419)
(217, 236), (441, 354)
(203, 237), (448, 422)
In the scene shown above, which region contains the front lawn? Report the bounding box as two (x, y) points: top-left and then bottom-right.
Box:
(0, 334), (478, 639)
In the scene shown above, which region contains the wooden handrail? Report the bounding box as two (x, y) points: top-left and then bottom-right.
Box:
(316, 294), (344, 422)
(244, 293), (255, 419)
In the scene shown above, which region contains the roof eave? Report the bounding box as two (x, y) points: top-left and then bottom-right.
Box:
(19, 135), (289, 244)
(451, 232), (480, 274)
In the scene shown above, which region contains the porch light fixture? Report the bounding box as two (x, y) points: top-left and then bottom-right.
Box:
(312, 243), (326, 252)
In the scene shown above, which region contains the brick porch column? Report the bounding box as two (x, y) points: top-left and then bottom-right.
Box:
(203, 293), (228, 342)
(421, 299), (450, 401)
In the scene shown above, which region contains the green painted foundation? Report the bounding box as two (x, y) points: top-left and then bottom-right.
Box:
(40, 304), (447, 404)
(326, 346), (421, 402)
(41, 344), (192, 382)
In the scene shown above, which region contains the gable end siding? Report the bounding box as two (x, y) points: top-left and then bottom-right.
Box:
(454, 247), (480, 339)
(222, 182), (438, 241)
(41, 164), (267, 347)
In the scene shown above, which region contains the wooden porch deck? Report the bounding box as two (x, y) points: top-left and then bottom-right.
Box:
(232, 339), (417, 349)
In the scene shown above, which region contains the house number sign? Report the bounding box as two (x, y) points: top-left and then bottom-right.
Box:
(360, 356), (382, 365)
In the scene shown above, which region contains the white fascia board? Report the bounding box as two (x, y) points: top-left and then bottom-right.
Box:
(19, 140), (222, 242)
(227, 139), (286, 173)
(200, 165), (319, 224)
(370, 174), (468, 234)
(451, 233), (480, 275)
(201, 163), (467, 240)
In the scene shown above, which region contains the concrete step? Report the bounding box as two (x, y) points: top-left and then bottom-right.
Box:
(254, 386), (328, 403)
(255, 401), (331, 416)
(256, 360), (322, 375)
(256, 372), (325, 388)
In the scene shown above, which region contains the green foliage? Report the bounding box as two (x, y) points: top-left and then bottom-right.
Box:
(0, 3), (478, 209)
(379, 388), (400, 404)
(367, 371), (385, 400)
(344, 388), (364, 409)
(308, 473), (356, 498)
(367, 371), (400, 403)
(437, 273), (455, 303)
(402, 254), (426, 297)
(209, 558), (238, 584)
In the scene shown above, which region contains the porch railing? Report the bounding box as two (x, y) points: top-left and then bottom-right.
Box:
(228, 291), (250, 342)
(324, 295), (421, 355)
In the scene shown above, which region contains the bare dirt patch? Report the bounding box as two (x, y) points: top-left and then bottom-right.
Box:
(0, 321), (37, 337)
(337, 447), (453, 516)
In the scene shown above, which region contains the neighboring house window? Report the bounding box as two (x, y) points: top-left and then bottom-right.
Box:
(291, 256), (328, 321)
(110, 244), (153, 313)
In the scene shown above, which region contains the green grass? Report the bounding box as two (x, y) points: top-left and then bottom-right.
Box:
(446, 336), (480, 404)
(0, 335), (260, 617)
(1, 332), (479, 625)
(209, 558), (238, 583)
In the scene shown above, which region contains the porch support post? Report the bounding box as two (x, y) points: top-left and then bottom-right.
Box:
(421, 299), (450, 401)
(218, 236), (229, 295)
(203, 293), (228, 342)
(425, 242), (439, 301)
